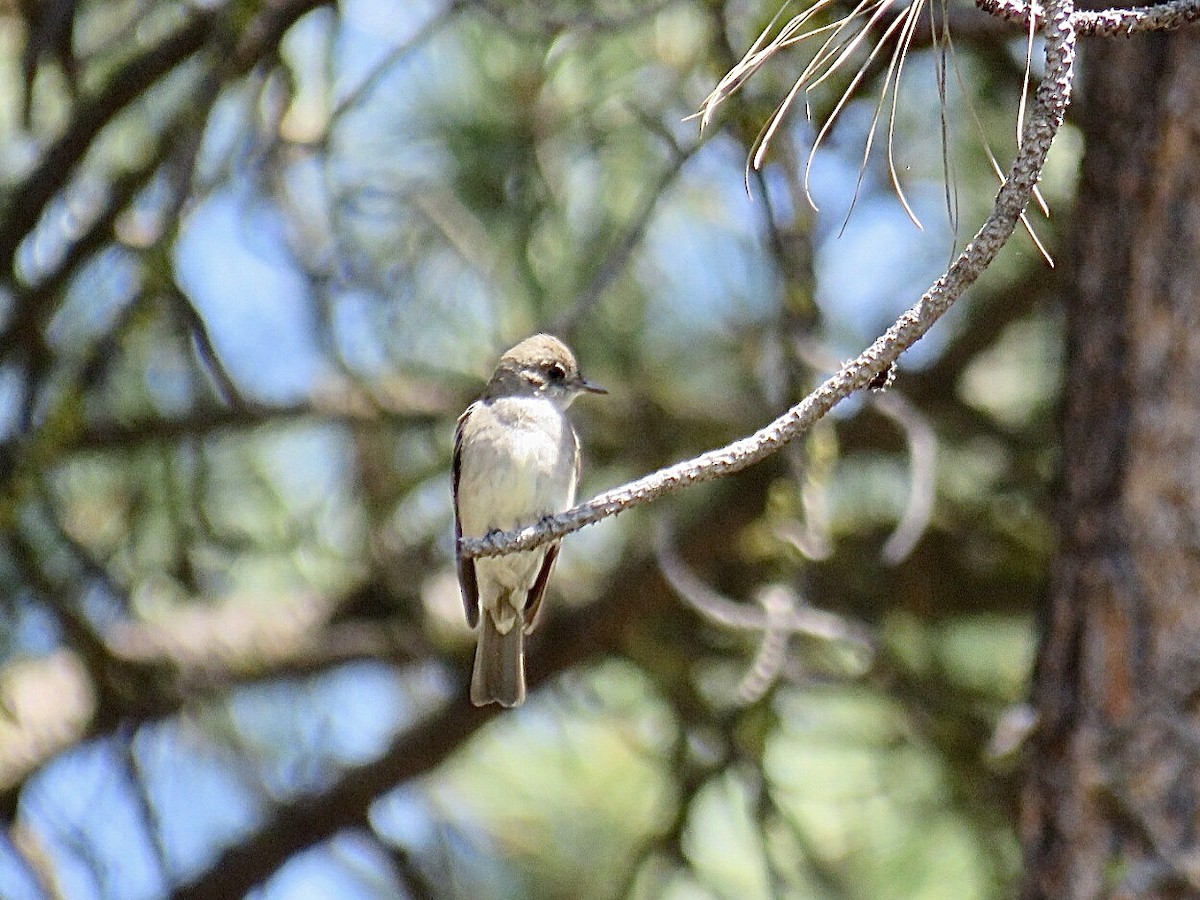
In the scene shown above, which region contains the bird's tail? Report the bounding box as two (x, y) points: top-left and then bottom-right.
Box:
(471, 611), (525, 707)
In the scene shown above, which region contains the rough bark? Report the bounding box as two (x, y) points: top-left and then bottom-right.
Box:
(1023, 29), (1200, 900)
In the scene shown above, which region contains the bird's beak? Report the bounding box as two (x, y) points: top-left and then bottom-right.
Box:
(578, 377), (607, 395)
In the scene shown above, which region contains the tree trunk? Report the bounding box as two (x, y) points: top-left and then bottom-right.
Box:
(1022, 29), (1200, 900)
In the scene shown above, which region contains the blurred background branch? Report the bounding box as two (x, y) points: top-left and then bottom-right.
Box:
(0, 0), (1182, 896)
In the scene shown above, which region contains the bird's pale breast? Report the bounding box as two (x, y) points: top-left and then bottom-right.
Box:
(457, 396), (579, 601)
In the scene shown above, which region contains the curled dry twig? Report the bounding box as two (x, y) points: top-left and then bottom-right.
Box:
(875, 389), (937, 564)
(792, 337), (936, 565)
(460, 0), (1078, 563)
(655, 525), (875, 704)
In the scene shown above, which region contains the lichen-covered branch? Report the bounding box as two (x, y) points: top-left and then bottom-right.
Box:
(461, 0), (1077, 561)
(976, 0), (1200, 34)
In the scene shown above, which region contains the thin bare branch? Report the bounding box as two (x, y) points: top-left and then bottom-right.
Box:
(655, 525), (875, 701)
(170, 287), (248, 409)
(976, 0), (1200, 33)
(328, 1), (464, 124)
(656, 524), (874, 647)
(737, 586), (798, 703)
(0, 376), (453, 459)
(117, 727), (171, 888)
(791, 337), (936, 564)
(168, 487), (767, 900)
(0, 596), (424, 806)
(874, 391), (937, 564)
(0, 11), (218, 289)
(552, 130), (707, 336)
(462, 0), (1076, 561)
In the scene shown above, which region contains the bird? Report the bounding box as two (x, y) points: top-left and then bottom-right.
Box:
(453, 334), (606, 707)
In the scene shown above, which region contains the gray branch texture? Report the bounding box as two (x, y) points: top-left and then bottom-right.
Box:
(461, 0), (1082, 562)
(975, 0), (1200, 34)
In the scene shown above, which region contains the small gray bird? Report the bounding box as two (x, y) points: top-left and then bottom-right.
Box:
(453, 334), (606, 707)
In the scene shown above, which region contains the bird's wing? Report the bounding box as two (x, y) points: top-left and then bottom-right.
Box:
(453, 405), (479, 628)
(523, 543), (560, 634)
(524, 428), (580, 634)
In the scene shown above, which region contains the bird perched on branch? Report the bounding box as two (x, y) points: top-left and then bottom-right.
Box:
(453, 334), (605, 707)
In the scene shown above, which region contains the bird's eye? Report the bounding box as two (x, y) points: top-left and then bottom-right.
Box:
(547, 363), (566, 382)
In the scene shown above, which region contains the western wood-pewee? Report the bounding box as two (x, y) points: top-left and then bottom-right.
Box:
(453, 334), (605, 707)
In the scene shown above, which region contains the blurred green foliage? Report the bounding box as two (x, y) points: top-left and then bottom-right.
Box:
(0, 0), (1070, 897)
